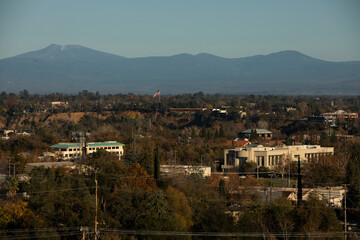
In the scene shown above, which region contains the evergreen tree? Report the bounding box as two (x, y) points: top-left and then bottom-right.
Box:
(140, 139), (154, 175)
(346, 143), (360, 221)
(214, 129), (219, 139)
(191, 127), (196, 138)
(201, 126), (206, 138)
(219, 125), (225, 138)
(219, 179), (226, 198)
(319, 131), (330, 146)
(154, 146), (160, 182)
(250, 129), (258, 141)
(123, 149), (140, 166)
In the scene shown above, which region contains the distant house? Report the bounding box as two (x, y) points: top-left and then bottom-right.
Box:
(287, 189), (319, 202)
(287, 186), (345, 208)
(321, 110), (358, 120)
(239, 111), (247, 119)
(160, 165), (211, 177)
(38, 152), (56, 161)
(286, 107), (297, 112)
(226, 138), (251, 148)
(50, 141), (125, 160)
(169, 108), (207, 114)
(25, 161), (76, 173)
(212, 108), (227, 114)
(241, 129), (273, 140)
(0, 130), (15, 140)
(307, 116), (336, 125)
(0, 129), (32, 140)
(335, 134), (354, 140)
(264, 139), (286, 147)
(315, 186), (345, 208)
(51, 101), (68, 107)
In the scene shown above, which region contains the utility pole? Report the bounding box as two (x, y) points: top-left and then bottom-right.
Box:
(7, 156), (14, 178)
(270, 174), (273, 204)
(344, 185), (347, 240)
(80, 227), (89, 240)
(288, 157), (291, 187)
(173, 150), (177, 165)
(132, 127), (136, 152)
(297, 156), (302, 207)
(94, 176), (98, 240)
(265, 187), (269, 205)
(8, 158), (11, 177)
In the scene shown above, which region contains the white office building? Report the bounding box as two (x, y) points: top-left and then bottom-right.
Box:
(51, 141), (125, 160)
(223, 144), (334, 171)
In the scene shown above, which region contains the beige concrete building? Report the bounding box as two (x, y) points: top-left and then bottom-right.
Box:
(223, 144), (334, 171)
(321, 110), (358, 120)
(51, 141), (125, 160)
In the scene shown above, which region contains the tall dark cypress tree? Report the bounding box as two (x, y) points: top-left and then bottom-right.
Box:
(219, 179), (226, 198)
(219, 125), (225, 138)
(154, 146), (160, 182)
(346, 143), (360, 221)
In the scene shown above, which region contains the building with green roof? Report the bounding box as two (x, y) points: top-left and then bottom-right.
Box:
(50, 141), (125, 160)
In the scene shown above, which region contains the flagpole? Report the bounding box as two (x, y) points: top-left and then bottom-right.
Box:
(153, 90), (160, 102)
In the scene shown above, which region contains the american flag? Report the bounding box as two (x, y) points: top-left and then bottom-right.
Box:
(153, 90), (160, 97)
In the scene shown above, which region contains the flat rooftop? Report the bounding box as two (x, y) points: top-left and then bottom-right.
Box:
(51, 141), (124, 148)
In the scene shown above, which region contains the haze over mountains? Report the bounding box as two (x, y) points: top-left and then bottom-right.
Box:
(0, 44), (359, 95)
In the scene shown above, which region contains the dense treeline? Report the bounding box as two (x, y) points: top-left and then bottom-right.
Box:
(1, 149), (351, 239)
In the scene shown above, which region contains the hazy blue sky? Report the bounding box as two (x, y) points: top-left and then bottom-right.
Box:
(0, 0), (359, 61)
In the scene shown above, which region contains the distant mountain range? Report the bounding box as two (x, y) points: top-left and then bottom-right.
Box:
(1, 44), (359, 95)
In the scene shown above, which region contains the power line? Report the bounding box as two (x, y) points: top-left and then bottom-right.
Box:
(0, 228), (355, 239)
(0, 231), (83, 240)
(0, 187), (96, 196)
(100, 229), (350, 238)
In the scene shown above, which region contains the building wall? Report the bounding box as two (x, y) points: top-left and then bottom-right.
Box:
(52, 142), (124, 160)
(86, 145), (124, 159)
(224, 145), (334, 170)
(321, 112), (358, 119)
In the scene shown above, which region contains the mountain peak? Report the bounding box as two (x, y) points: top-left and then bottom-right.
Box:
(46, 44), (83, 51)
(195, 53), (224, 59)
(264, 50), (324, 63)
(270, 50), (310, 57)
(15, 44), (124, 61)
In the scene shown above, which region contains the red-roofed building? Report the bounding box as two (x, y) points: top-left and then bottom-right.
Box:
(226, 138), (251, 147)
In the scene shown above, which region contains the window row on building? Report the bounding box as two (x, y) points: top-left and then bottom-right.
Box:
(50, 141), (125, 160)
(223, 144), (334, 171)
